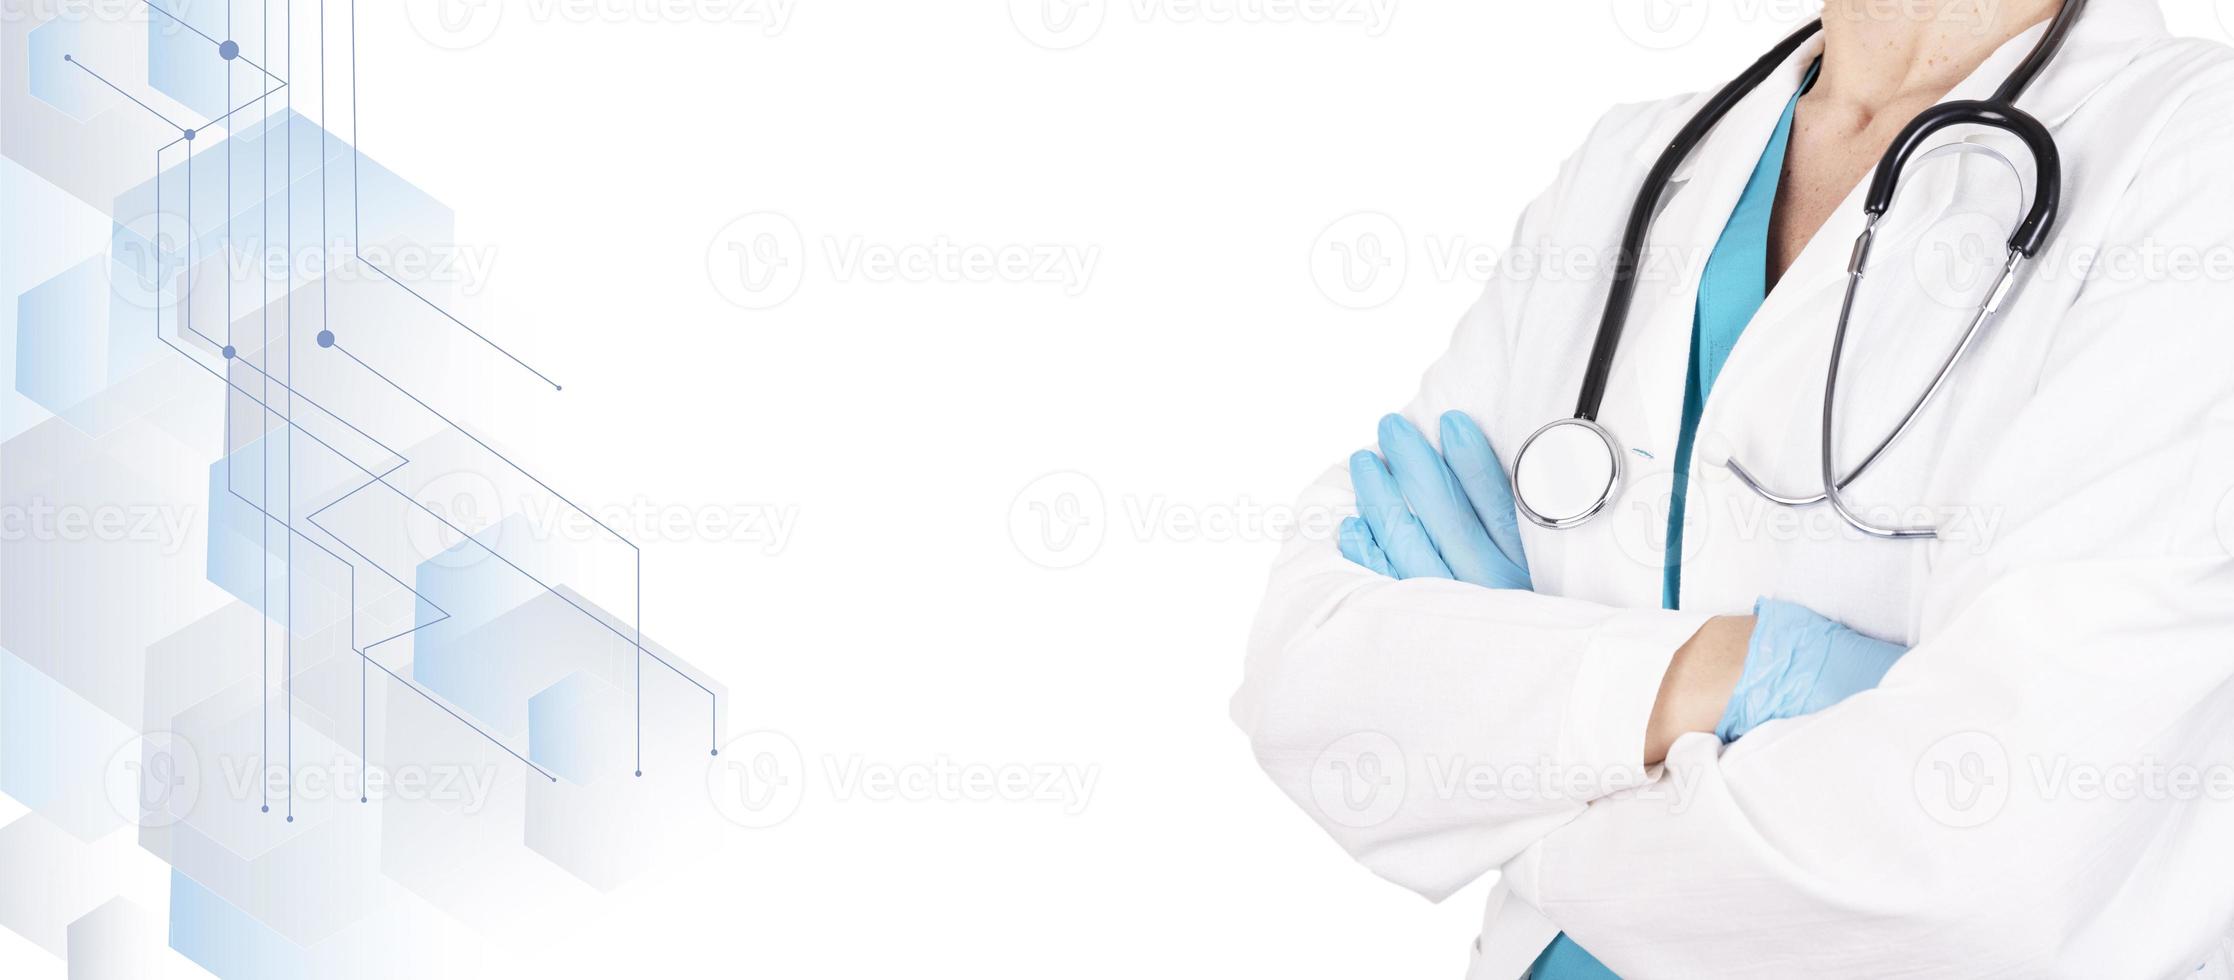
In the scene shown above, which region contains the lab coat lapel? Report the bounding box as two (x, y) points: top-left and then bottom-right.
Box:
(1612, 38), (1826, 468)
(1692, 0), (2167, 482)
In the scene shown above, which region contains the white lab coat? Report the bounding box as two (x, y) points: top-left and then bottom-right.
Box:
(1232, 2), (2234, 976)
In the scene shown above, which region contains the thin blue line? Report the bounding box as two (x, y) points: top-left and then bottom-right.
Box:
(358, 651), (556, 781)
(282, 0), (294, 819)
(119, 0), (711, 785)
(258, 0), (273, 814)
(330, 339), (626, 546)
(157, 338), (447, 617)
(183, 422), (543, 780)
(158, 286), (717, 704)
(61, 56), (186, 132)
(138, 0), (283, 83)
(363, 610), (450, 654)
(187, 143), (195, 375)
(156, 82), (288, 150)
(225, 36), (234, 511)
(357, 261), (564, 391)
(221, 327), (411, 463)
(351, 0), (360, 250)
(141, 337), (557, 781)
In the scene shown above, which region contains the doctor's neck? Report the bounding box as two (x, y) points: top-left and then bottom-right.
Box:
(1815, 0), (2063, 112)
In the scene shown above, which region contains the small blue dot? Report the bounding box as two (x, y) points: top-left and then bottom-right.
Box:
(285, 815), (293, 823)
(182, 129), (196, 141)
(634, 770), (643, 777)
(316, 329), (335, 348)
(219, 40), (239, 60)
(360, 797), (368, 803)
(710, 749), (719, 756)
(260, 805), (269, 813)
(221, 345), (236, 359)
(62, 54), (73, 62)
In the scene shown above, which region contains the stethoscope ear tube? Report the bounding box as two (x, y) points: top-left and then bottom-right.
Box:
(1862, 101), (2064, 257)
(1571, 19), (1826, 423)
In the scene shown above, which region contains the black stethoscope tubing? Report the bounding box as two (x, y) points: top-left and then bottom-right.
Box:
(1567, 1), (2086, 425)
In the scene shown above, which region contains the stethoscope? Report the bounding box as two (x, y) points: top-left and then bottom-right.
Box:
(1509, 1), (2085, 540)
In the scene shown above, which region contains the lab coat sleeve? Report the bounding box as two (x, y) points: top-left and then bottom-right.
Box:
(1503, 80), (2234, 976)
(1230, 100), (1714, 903)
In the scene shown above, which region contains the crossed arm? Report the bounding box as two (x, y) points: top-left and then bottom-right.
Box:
(1234, 83), (2234, 976)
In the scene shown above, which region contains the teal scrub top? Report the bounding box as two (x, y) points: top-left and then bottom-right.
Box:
(1530, 62), (1817, 980)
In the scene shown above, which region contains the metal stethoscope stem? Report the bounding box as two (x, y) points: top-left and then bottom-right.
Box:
(1724, 217), (2031, 540)
(1506, 0), (2081, 536)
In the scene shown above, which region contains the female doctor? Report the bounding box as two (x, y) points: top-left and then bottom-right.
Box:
(1231, 0), (2234, 976)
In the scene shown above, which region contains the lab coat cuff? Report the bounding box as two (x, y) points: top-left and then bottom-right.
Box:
(1565, 609), (1713, 782)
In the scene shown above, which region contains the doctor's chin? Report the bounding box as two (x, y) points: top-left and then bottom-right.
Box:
(1233, 0), (2234, 976)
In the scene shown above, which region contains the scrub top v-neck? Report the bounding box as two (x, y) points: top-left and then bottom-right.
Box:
(1664, 62), (1818, 609)
(1530, 60), (1818, 980)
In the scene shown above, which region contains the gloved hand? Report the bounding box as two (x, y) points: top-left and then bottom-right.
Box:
(1716, 598), (1910, 742)
(1338, 412), (1531, 590)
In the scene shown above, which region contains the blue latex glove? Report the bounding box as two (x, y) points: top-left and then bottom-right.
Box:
(1338, 412), (1530, 590)
(1716, 598), (1910, 742)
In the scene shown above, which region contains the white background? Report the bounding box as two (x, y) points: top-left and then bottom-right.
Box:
(7, 0), (2231, 976)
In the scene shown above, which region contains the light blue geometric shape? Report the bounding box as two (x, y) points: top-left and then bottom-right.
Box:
(0, 647), (134, 842)
(522, 651), (720, 892)
(411, 516), (579, 737)
(107, 111), (458, 300)
(146, 1), (226, 120)
(15, 256), (109, 416)
(3, 158), (111, 442)
(411, 571), (634, 741)
(13, 249), (164, 436)
(206, 433), (291, 619)
(0, 648), (60, 812)
(528, 671), (625, 785)
(168, 869), (311, 980)
(28, 18), (118, 123)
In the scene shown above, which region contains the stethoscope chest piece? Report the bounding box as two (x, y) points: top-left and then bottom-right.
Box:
(1513, 417), (1624, 530)
(1509, 0), (2082, 540)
